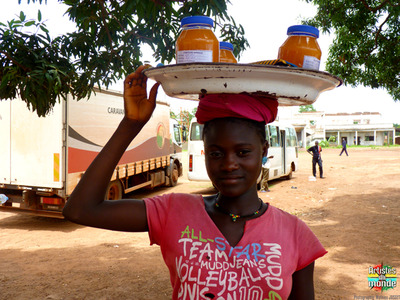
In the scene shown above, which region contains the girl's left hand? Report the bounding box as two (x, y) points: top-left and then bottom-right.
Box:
(123, 65), (160, 124)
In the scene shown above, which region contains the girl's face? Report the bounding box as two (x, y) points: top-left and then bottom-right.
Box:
(204, 119), (267, 198)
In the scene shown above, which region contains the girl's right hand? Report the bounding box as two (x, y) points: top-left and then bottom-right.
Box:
(123, 65), (160, 124)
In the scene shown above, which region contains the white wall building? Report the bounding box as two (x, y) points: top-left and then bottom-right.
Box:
(278, 108), (396, 147)
(324, 112), (396, 146)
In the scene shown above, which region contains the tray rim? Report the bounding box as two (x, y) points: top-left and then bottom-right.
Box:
(143, 63), (343, 105)
(144, 62), (343, 85)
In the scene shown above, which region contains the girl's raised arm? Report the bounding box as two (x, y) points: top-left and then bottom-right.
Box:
(62, 66), (160, 232)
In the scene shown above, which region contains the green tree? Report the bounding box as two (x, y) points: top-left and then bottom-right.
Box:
(303, 0), (400, 101)
(190, 107), (197, 125)
(299, 104), (316, 112)
(0, 0), (248, 116)
(2, 0), (399, 117)
(170, 110), (178, 120)
(170, 107), (197, 141)
(394, 123), (400, 136)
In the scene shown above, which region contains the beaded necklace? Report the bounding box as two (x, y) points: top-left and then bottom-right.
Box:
(215, 198), (264, 222)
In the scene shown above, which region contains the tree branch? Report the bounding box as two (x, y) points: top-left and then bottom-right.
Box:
(359, 0), (393, 13)
(0, 51), (30, 72)
(95, 0), (117, 54)
(374, 13), (391, 49)
(150, 0), (187, 5)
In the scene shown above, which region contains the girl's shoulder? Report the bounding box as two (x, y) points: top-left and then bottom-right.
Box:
(263, 204), (305, 228)
(269, 204), (295, 216)
(144, 193), (203, 208)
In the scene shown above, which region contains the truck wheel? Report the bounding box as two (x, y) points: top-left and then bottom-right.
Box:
(169, 163), (179, 187)
(106, 180), (123, 200)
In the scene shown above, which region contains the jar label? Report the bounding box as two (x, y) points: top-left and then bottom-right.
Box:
(177, 50), (213, 63)
(302, 55), (320, 70)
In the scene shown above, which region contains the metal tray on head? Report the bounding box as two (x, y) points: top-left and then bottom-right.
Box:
(144, 63), (342, 106)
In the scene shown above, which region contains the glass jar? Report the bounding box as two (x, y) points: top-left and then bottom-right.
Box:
(176, 16), (219, 63)
(219, 41), (237, 63)
(278, 25), (322, 70)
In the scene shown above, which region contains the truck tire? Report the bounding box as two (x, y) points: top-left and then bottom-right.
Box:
(105, 180), (123, 200)
(169, 163), (179, 187)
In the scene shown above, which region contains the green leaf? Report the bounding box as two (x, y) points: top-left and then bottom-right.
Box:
(24, 20), (36, 27)
(19, 11), (26, 22)
(39, 25), (49, 33)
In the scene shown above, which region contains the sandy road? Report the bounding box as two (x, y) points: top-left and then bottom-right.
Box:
(0, 147), (399, 299)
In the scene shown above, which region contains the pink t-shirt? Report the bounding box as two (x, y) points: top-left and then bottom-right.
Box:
(144, 193), (327, 300)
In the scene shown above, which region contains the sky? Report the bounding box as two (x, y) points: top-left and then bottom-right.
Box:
(1, 0), (399, 123)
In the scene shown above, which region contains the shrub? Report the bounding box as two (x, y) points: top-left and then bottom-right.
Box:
(320, 140), (330, 147)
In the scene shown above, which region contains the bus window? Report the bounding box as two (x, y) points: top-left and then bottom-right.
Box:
(268, 125), (280, 147)
(285, 128), (290, 147)
(285, 127), (297, 147)
(190, 122), (203, 141)
(290, 127), (298, 147)
(173, 124), (181, 145)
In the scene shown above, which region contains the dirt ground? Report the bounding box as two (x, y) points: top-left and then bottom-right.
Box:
(1, 147), (399, 300)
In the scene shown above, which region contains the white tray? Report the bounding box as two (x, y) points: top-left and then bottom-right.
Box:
(144, 63), (342, 106)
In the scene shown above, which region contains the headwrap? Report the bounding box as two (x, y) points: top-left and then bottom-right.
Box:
(195, 93), (278, 124)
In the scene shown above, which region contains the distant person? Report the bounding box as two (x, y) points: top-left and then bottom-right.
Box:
(339, 138), (349, 156)
(260, 149), (274, 192)
(307, 141), (324, 178)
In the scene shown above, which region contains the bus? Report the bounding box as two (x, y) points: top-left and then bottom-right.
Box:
(187, 118), (298, 183)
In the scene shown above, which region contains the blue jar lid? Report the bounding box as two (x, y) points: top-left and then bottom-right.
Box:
(287, 25), (319, 38)
(181, 16), (213, 27)
(220, 41), (234, 51)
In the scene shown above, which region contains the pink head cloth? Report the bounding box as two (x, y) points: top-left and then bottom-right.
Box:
(195, 93), (278, 124)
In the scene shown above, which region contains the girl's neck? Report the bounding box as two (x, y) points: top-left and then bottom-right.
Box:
(216, 189), (260, 215)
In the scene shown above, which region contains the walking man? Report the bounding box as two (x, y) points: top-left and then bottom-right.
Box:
(339, 138), (349, 156)
(307, 141), (324, 178)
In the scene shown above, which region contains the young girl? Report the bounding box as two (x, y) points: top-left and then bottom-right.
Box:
(63, 66), (327, 300)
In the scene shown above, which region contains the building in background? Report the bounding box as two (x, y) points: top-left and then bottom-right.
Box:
(278, 108), (397, 148)
(324, 112), (396, 147)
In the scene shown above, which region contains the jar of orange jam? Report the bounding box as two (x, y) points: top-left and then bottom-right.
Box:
(278, 25), (322, 70)
(176, 16), (219, 63)
(219, 42), (237, 63)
